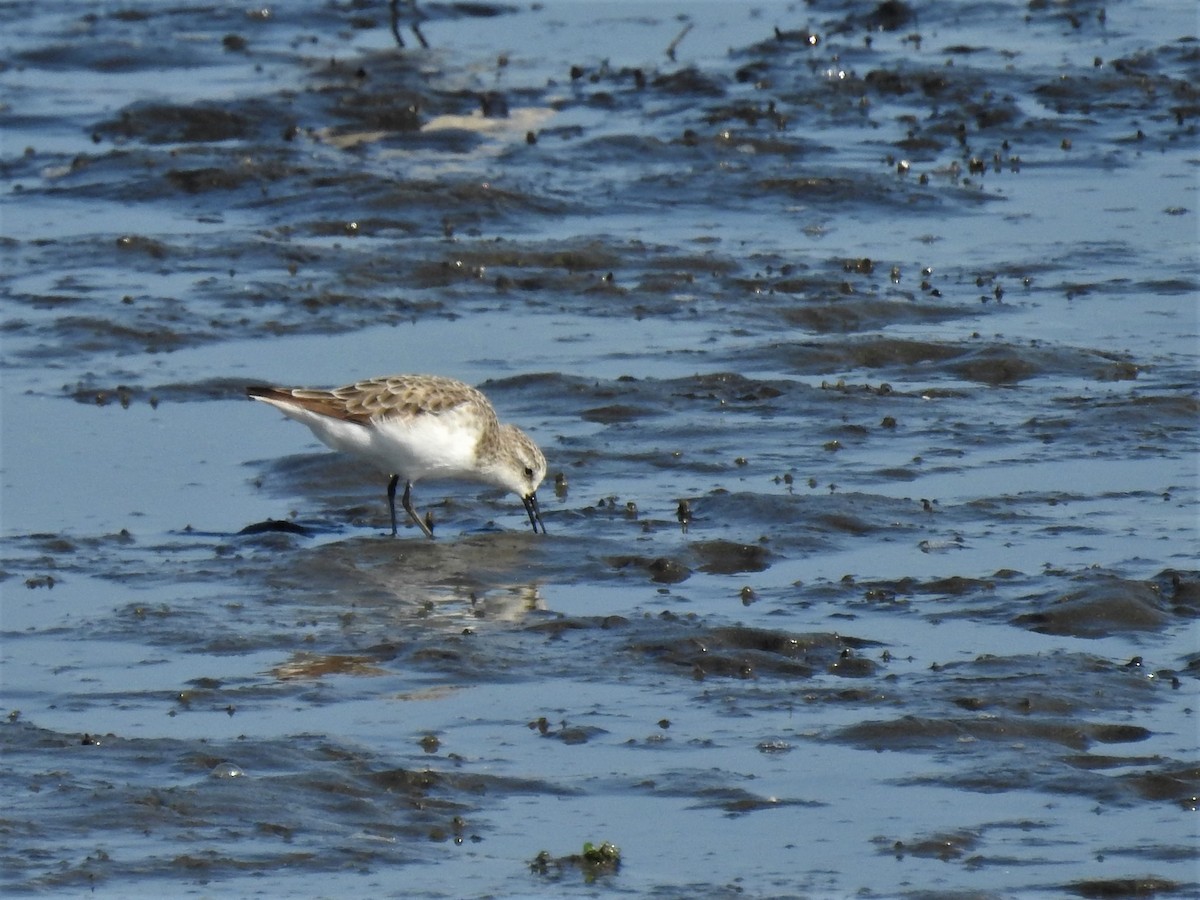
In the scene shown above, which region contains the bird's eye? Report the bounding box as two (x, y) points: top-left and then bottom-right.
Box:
(523, 466), (534, 478)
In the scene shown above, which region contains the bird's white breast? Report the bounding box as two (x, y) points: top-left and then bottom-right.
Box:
(367, 408), (482, 481)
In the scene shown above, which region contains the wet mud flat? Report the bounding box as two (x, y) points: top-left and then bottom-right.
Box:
(2, 0), (1198, 897)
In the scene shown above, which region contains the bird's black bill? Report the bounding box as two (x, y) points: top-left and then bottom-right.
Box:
(523, 493), (546, 534)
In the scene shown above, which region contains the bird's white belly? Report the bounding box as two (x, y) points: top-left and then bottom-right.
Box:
(272, 401), (483, 483)
(367, 413), (480, 481)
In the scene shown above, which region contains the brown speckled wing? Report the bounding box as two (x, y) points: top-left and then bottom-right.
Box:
(340, 376), (485, 420)
(253, 375), (493, 426)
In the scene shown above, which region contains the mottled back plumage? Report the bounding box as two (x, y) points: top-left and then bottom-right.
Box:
(301, 376), (496, 422)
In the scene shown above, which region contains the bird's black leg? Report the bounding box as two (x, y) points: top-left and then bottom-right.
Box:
(387, 474), (400, 535)
(401, 480), (435, 539)
(390, 0), (429, 49)
(409, 0), (429, 48)
(389, 0), (405, 47)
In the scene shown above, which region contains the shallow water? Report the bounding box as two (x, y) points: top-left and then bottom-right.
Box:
(2, 0), (1198, 897)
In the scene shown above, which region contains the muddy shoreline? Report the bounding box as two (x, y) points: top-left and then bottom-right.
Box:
(2, 1), (1197, 896)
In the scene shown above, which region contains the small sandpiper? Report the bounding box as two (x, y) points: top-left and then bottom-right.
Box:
(247, 374), (546, 538)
